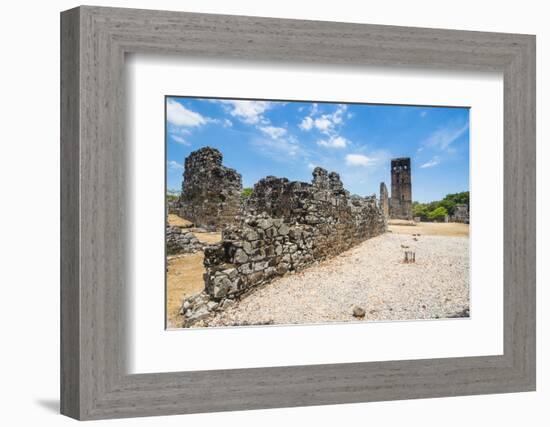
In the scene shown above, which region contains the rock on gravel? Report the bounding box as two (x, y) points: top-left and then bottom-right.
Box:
(353, 306), (366, 318)
(199, 233), (469, 327)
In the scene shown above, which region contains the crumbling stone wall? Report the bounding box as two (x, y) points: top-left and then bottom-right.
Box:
(197, 167), (386, 304)
(166, 226), (203, 255)
(167, 199), (181, 215)
(380, 182), (389, 218)
(178, 147), (242, 231)
(451, 204), (470, 224)
(166, 198), (181, 215)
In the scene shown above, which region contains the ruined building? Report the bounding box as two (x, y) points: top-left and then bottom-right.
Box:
(379, 182), (389, 218)
(174, 148), (422, 325)
(180, 162), (387, 325)
(178, 147), (242, 230)
(389, 157), (412, 220)
(451, 204), (469, 224)
(201, 167), (386, 303)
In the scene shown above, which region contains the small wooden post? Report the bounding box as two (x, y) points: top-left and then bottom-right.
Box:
(403, 251), (416, 263)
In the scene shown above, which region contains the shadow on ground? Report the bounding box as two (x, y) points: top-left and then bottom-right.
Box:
(35, 399), (59, 414)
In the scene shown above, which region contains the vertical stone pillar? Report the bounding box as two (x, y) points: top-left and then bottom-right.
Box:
(380, 182), (389, 218)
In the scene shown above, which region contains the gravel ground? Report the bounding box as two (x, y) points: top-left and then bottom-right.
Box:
(202, 232), (469, 327)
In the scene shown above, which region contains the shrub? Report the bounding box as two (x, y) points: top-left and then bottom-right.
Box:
(241, 187), (253, 200)
(427, 206), (448, 222)
(413, 191), (468, 220)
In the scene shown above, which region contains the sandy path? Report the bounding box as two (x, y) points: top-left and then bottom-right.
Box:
(194, 231), (222, 245)
(165, 211), (223, 328)
(389, 221), (469, 237)
(167, 214), (193, 228)
(204, 233), (469, 327)
(166, 252), (206, 328)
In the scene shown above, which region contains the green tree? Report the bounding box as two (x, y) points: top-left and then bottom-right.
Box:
(241, 187), (253, 200)
(439, 198), (456, 216)
(166, 188), (180, 203)
(427, 206), (448, 222)
(441, 191), (469, 215)
(412, 203), (429, 220)
(412, 191), (469, 221)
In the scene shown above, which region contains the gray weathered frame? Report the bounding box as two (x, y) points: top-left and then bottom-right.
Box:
(60, 5), (536, 420)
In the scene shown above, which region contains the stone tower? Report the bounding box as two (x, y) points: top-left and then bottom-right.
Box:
(179, 147), (242, 231)
(389, 157), (412, 220)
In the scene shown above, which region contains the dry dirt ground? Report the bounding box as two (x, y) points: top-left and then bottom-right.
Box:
(167, 213), (222, 244)
(167, 213), (192, 228)
(166, 214), (222, 328)
(167, 222), (470, 328)
(194, 232), (222, 245)
(388, 220), (469, 237)
(166, 252), (205, 328)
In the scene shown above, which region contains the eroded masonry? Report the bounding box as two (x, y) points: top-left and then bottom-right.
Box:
(380, 182), (389, 218)
(204, 168), (387, 301)
(172, 147), (390, 326)
(389, 157), (412, 220)
(178, 147), (242, 231)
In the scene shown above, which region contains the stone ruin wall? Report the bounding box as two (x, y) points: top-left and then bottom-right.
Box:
(167, 199), (180, 215)
(192, 167), (387, 310)
(380, 182), (389, 218)
(166, 226), (204, 255)
(451, 204), (470, 224)
(178, 147), (242, 231)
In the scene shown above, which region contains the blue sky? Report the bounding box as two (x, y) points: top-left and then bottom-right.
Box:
(166, 97), (469, 203)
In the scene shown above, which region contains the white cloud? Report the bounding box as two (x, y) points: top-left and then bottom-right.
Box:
(218, 100), (272, 124)
(307, 162), (316, 170)
(310, 103), (319, 115)
(420, 157), (440, 168)
(166, 99), (208, 127)
(420, 111), (428, 118)
(169, 126), (191, 135)
(425, 122), (469, 151)
(317, 136), (348, 149)
(299, 116), (314, 130)
(251, 135), (304, 161)
(223, 118), (233, 127)
(170, 135), (190, 145)
(259, 125), (287, 139)
(299, 104), (348, 135)
(168, 160), (184, 170)
(314, 116), (332, 131)
(345, 153), (376, 167)
(331, 104), (347, 124)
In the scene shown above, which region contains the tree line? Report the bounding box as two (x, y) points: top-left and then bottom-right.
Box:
(412, 191), (469, 222)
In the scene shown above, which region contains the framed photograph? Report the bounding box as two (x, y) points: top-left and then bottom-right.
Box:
(61, 6), (536, 420)
(164, 97), (472, 330)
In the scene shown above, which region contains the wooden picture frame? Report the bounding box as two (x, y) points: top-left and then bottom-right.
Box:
(60, 5), (536, 420)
